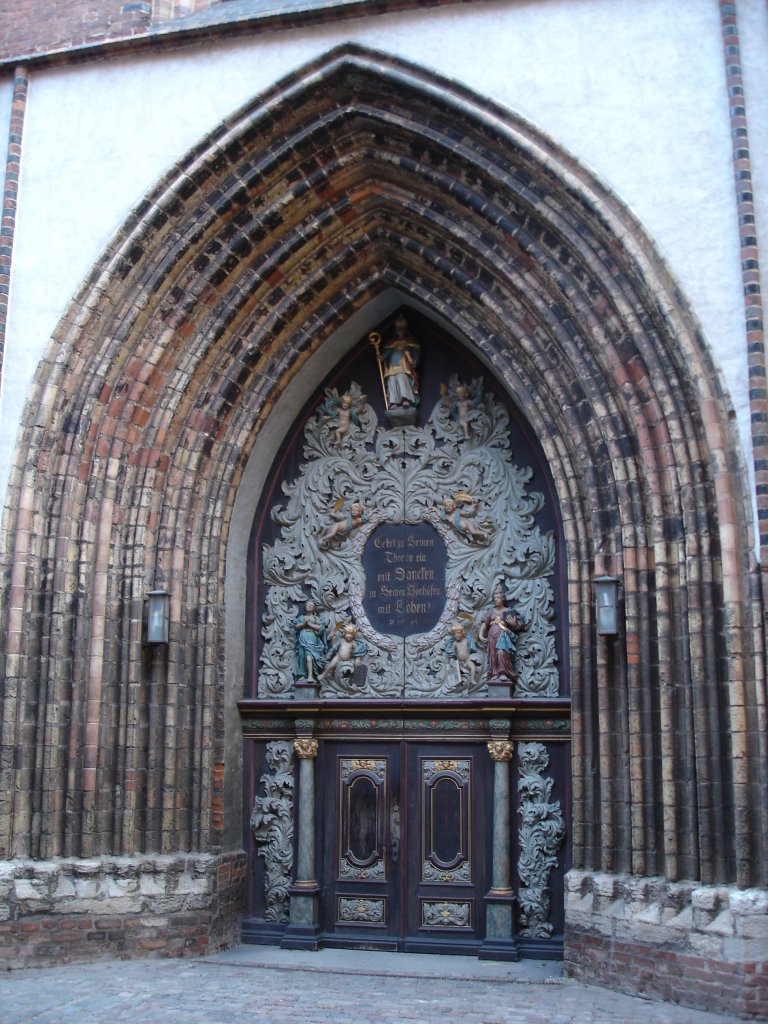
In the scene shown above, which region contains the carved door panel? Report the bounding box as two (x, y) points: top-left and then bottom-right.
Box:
(403, 745), (489, 953)
(320, 741), (490, 952)
(320, 743), (401, 946)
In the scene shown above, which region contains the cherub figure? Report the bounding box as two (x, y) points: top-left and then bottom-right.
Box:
(440, 493), (493, 545)
(319, 623), (368, 686)
(441, 377), (484, 438)
(444, 621), (479, 692)
(322, 390), (367, 444)
(316, 500), (367, 548)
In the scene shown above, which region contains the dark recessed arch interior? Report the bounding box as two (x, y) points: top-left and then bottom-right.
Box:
(245, 304), (569, 701)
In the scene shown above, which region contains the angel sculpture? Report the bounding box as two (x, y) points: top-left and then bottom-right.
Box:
(444, 619), (480, 692)
(316, 499), (367, 548)
(321, 390), (367, 444)
(440, 492), (493, 545)
(319, 623), (369, 688)
(441, 378), (484, 438)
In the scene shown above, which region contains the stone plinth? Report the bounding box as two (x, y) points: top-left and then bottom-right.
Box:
(0, 851), (246, 968)
(564, 870), (768, 1020)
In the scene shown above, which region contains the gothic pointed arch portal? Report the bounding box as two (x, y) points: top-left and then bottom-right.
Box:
(0, 42), (763, 971)
(242, 306), (569, 955)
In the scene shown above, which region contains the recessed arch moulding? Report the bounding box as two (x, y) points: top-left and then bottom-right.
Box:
(0, 44), (765, 987)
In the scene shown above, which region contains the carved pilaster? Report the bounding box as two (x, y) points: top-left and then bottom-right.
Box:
(480, 737), (518, 961)
(282, 729), (320, 949)
(517, 742), (565, 938)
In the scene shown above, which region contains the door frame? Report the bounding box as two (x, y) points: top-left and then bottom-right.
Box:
(240, 698), (570, 959)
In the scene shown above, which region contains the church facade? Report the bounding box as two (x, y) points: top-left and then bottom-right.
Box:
(0, 1), (766, 1018)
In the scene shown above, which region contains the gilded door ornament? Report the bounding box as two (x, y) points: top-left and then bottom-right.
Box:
(423, 758), (470, 782)
(338, 896), (386, 924)
(340, 757), (387, 779)
(421, 900), (472, 929)
(487, 740), (515, 762)
(517, 742), (566, 938)
(293, 738), (318, 759)
(250, 741), (295, 922)
(422, 860), (471, 883)
(259, 343), (557, 698)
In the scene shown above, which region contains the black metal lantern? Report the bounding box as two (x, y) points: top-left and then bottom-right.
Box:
(145, 589), (170, 644)
(593, 575), (620, 636)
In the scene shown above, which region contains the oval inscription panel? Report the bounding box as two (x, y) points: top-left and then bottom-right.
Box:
(362, 522), (446, 637)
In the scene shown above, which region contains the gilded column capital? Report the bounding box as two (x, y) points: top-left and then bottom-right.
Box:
(487, 740), (514, 762)
(294, 738), (319, 759)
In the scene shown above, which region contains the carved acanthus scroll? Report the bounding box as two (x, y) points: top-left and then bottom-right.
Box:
(517, 742), (565, 938)
(250, 741), (295, 923)
(258, 351), (558, 699)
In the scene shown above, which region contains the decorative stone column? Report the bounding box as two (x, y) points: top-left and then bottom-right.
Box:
(281, 734), (321, 949)
(479, 738), (519, 961)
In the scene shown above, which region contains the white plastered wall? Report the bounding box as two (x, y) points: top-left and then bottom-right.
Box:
(0, 0), (762, 538)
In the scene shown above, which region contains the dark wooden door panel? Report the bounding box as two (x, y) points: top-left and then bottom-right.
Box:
(404, 746), (490, 952)
(321, 740), (491, 951)
(320, 743), (400, 945)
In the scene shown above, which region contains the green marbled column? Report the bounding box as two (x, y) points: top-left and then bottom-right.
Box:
(480, 739), (519, 961)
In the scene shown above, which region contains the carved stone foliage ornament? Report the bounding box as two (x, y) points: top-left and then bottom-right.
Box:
(516, 742), (565, 938)
(259, 352), (558, 699)
(250, 741), (295, 923)
(421, 900), (472, 929)
(338, 896), (386, 924)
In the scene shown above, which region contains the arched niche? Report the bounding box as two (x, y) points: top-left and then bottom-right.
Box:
(238, 301), (566, 701)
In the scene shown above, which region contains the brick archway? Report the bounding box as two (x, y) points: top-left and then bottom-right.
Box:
(0, 44), (763, 964)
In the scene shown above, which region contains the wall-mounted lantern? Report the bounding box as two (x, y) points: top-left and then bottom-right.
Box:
(145, 589), (170, 644)
(593, 575), (620, 636)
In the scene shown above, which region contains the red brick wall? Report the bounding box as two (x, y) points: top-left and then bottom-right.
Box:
(0, 1), (468, 62)
(0, 2), (152, 60)
(0, 853), (246, 969)
(566, 930), (768, 1021)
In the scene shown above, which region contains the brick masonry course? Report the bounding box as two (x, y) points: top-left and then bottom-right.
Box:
(564, 870), (768, 1019)
(0, 852), (246, 968)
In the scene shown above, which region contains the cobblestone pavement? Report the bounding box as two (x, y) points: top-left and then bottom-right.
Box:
(0, 946), (741, 1024)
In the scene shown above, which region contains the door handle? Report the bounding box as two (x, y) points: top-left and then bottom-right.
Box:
(389, 800), (401, 865)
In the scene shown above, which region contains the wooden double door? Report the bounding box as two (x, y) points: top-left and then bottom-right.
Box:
(319, 740), (492, 953)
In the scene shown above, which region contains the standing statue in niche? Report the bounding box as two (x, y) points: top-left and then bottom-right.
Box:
(370, 314), (421, 425)
(292, 599), (327, 681)
(478, 581), (526, 682)
(319, 623), (369, 690)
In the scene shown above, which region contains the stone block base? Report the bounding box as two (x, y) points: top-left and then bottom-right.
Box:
(564, 870), (768, 1020)
(0, 851), (246, 969)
